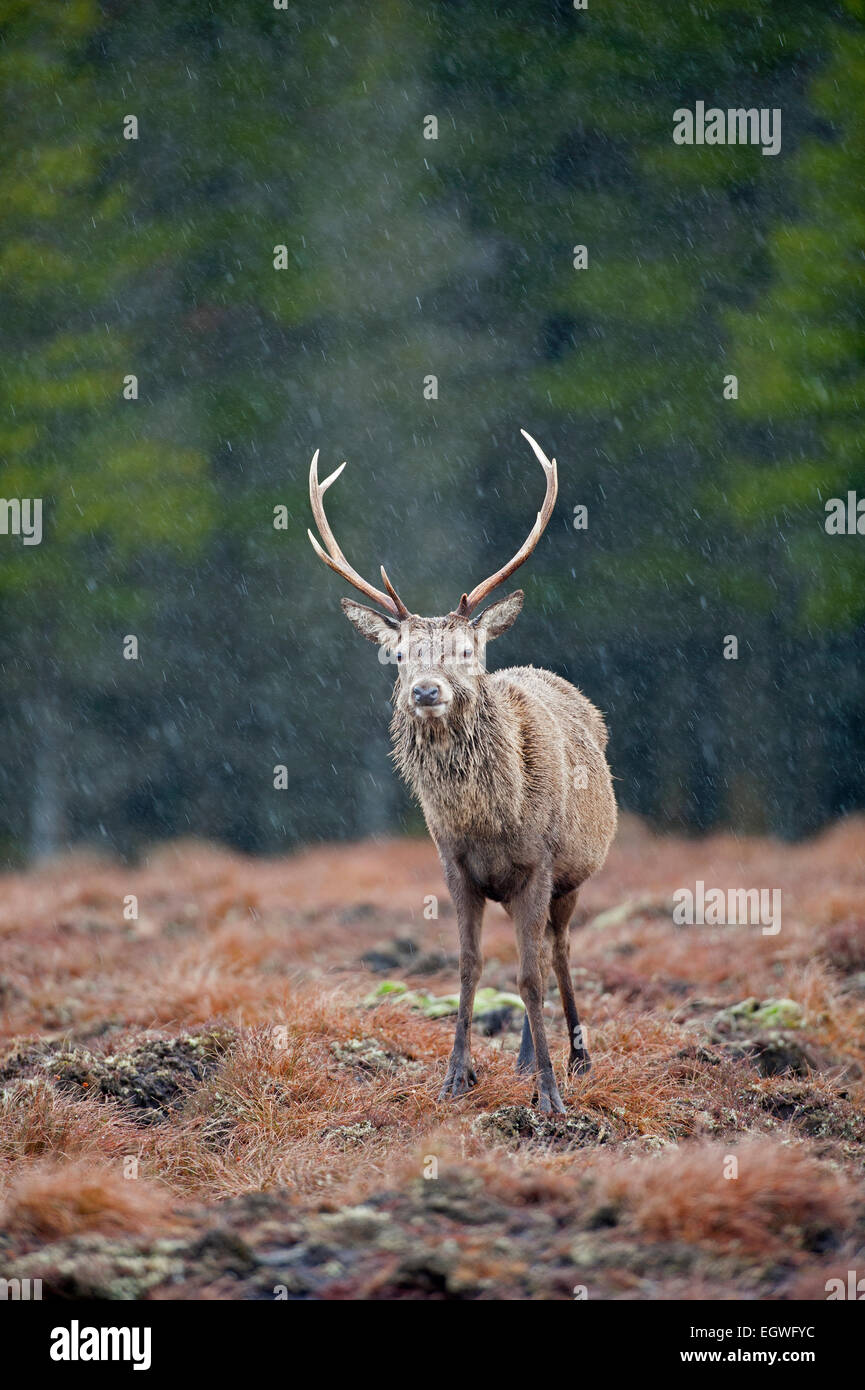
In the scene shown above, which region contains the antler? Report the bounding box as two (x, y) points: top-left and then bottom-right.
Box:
(307, 450), (410, 619)
(453, 429), (558, 619)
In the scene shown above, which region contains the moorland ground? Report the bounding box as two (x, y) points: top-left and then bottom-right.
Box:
(1, 815), (864, 1300)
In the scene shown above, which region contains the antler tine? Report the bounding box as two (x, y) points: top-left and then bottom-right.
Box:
(380, 565), (410, 618)
(456, 429), (558, 619)
(307, 450), (410, 619)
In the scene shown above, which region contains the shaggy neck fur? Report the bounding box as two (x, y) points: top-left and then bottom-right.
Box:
(390, 678), (523, 840)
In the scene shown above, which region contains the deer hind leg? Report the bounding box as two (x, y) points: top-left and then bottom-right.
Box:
(549, 889), (591, 1076)
(511, 868), (565, 1115)
(515, 889), (589, 1082)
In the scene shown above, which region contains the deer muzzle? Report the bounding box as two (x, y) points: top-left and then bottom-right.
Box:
(410, 677), (452, 718)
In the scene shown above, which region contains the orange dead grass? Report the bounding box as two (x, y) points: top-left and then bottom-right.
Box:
(600, 1138), (858, 1256)
(1, 814), (864, 1295)
(1, 1160), (176, 1242)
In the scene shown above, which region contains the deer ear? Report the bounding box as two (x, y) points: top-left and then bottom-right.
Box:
(340, 598), (400, 645)
(471, 589), (524, 639)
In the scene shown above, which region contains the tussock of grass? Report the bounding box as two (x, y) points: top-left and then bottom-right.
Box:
(1, 1160), (176, 1242)
(599, 1138), (857, 1256)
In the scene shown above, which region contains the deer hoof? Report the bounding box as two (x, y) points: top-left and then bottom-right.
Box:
(438, 1064), (477, 1099)
(537, 1081), (567, 1115)
(568, 1051), (592, 1077)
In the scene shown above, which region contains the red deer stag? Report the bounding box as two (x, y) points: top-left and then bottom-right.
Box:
(308, 431), (617, 1113)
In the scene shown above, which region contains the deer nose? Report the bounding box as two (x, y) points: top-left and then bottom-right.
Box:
(412, 681), (441, 707)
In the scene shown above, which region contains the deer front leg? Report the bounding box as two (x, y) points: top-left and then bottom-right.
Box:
(515, 925), (551, 1074)
(511, 868), (566, 1115)
(439, 863), (484, 1100)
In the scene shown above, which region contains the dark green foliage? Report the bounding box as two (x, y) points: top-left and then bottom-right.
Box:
(0, 0), (862, 858)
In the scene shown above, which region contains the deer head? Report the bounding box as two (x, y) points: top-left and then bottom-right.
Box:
(307, 430), (558, 723)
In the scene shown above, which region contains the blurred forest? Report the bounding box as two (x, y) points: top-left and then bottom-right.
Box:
(0, 0), (862, 864)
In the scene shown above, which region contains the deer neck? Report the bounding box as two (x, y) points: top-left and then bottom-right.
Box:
(390, 680), (518, 837)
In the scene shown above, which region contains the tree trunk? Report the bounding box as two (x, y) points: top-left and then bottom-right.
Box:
(28, 693), (65, 859)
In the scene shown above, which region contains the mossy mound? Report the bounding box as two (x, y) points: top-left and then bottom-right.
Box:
(0, 1029), (234, 1122)
(473, 1104), (610, 1149)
